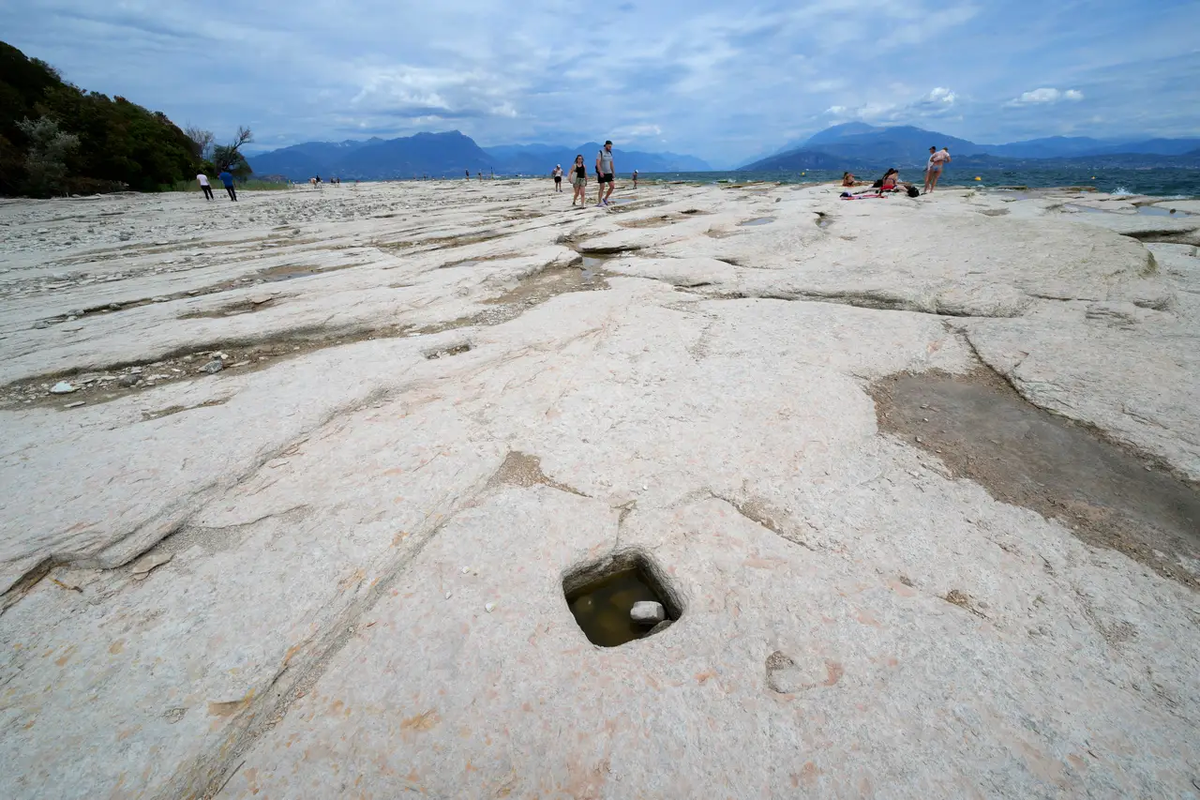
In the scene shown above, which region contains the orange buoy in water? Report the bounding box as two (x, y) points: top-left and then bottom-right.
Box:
(975, 176), (981, 181)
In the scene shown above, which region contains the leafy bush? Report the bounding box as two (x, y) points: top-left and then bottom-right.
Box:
(1, 40), (250, 197)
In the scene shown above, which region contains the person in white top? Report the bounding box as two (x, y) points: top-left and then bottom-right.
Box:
(196, 173), (213, 200)
(924, 146), (951, 194)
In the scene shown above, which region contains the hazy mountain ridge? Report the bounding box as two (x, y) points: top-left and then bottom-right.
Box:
(742, 123), (1200, 171)
(249, 132), (711, 180)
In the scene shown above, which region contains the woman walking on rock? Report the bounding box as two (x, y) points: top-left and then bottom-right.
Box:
(570, 155), (588, 207)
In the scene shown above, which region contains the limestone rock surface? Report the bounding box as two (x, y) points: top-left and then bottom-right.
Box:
(0, 180), (1197, 800)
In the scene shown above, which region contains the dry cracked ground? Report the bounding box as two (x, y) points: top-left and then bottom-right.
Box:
(1, 179), (1199, 799)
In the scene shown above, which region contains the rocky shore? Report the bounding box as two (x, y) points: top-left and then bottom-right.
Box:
(1, 179), (1198, 798)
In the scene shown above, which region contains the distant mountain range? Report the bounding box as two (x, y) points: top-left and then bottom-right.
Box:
(248, 132), (711, 180)
(741, 123), (1200, 171)
(248, 125), (1199, 180)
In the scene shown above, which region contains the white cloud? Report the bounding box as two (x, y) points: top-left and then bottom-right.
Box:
(1007, 87), (1085, 106)
(615, 124), (663, 138)
(925, 87), (957, 105)
(824, 86), (957, 124)
(3, 0), (1196, 165)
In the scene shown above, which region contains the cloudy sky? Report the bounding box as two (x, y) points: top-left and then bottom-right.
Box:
(3, 0), (1198, 166)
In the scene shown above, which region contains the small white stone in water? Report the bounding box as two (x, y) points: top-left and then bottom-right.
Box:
(50, 381), (77, 394)
(65, 401), (86, 409)
(630, 601), (665, 625)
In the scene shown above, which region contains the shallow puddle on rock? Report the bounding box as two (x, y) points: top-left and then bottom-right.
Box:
(1136, 205), (1191, 217)
(567, 568), (667, 647)
(871, 370), (1200, 588)
(738, 217), (775, 227)
(581, 256), (609, 282)
(259, 264), (350, 282)
(1061, 204), (1191, 219)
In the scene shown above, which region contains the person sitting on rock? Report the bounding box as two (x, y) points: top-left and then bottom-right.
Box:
(842, 172), (857, 187)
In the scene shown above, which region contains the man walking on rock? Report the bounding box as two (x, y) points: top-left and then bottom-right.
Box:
(196, 171), (214, 200)
(596, 140), (615, 206)
(218, 169), (237, 201)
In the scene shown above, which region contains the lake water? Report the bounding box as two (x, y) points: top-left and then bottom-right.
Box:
(639, 167), (1200, 198)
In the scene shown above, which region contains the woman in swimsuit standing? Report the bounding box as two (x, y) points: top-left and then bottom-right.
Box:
(570, 155), (588, 207)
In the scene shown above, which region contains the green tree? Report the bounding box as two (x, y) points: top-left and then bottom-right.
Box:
(211, 125), (254, 180)
(16, 116), (78, 196)
(1, 40), (201, 195)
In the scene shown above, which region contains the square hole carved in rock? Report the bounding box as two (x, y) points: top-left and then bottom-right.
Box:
(562, 550), (682, 647)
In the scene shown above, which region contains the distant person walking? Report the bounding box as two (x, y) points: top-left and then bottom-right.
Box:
(632, 169), (639, 189)
(552, 164), (563, 192)
(465, 169), (470, 181)
(218, 169), (237, 201)
(196, 172), (214, 200)
(570, 155), (588, 207)
(925, 146), (951, 193)
(596, 140), (615, 206)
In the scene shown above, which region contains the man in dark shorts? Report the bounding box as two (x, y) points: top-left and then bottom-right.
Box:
(595, 140), (615, 206)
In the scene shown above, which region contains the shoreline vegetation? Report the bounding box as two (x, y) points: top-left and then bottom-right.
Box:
(165, 178), (290, 193)
(2, 41), (252, 199)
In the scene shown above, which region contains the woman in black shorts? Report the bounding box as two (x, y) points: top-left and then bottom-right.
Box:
(570, 155), (587, 207)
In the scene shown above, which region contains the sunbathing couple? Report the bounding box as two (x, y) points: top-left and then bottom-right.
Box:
(841, 168), (917, 199)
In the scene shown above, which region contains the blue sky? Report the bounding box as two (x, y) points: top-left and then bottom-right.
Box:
(3, 0), (1198, 167)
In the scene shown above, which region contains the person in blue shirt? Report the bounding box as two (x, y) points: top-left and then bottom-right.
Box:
(218, 170), (237, 201)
